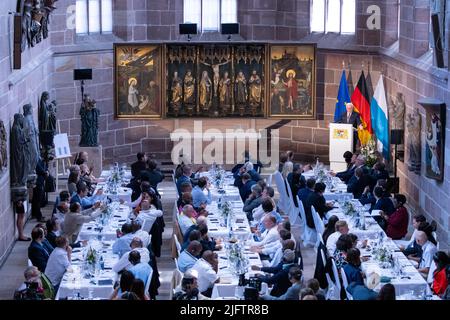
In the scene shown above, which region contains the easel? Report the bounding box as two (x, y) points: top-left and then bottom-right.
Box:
(54, 120), (72, 192)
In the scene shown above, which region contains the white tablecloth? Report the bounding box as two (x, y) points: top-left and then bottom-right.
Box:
(206, 201), (252, 240)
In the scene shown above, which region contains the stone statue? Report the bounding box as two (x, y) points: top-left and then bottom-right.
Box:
(406, 109), (421, 175)
(248, 70), (262, 105)
(10, 114), (29, 187)
(183, 70), (195, 105)
(79, 94), (100, 147)
(199, 70), (212, 112)
(171, 71), (182, 115)
(218, 71), (232, 113)
(23, 104), (40, 177)
(38, 91), (57, 161)
(0, 120), (7, 173)
(235, 71), (247, 105)
(390, 92), (405, 130)
(21, 3), (33, 52)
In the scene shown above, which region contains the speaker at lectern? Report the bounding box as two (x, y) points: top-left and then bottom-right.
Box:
(329, 123), (354, 172)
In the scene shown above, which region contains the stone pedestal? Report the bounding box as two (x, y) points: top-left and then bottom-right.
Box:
(71, 145), (103, 177)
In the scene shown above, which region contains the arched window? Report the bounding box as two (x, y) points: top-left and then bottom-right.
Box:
(76, 0), (113, 35)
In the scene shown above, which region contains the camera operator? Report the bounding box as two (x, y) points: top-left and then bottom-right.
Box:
(172, 269), (209, 300)
(260, 266), (303, 300)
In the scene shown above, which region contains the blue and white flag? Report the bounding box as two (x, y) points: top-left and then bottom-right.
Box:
(370, 75), (389, 159)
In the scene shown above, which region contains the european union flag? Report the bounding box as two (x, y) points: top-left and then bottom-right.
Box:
(334, 70), (351, 122)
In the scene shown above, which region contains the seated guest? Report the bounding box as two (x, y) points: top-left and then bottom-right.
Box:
(252, 186), (275, 222)
(262, 237), (295, 268)
(244, 161), (262, 182)
(359, 179), (388, 209)
(130, 279), (149, 300)
(254, 249), (296, 297)
(53, 194), (70, 229)
(333, 234), (354, 269)
(128, 251), (152, 287)
(44, 236), (71, 289)
(131, 152), (147, 178)
(369, 162), (389, 186)
(178, 205), (197, 236)
(182, 230), (202, 251)
(14, 266), (45, 300)
(140, 159), (165, 193)
(255, 198), (283, 234)
(177, 182), (193, 208)
(347, 168), (371, 199)
(113, 237), (150, 273)
(62, 202), (101, 244)
(411, 231), (437, 277)
(182, 216), (207, 243)
(198, 224), (220, 252)
(300, 288), (317, 300)
(130, 220), (150, 248)
(304, 182), (333, 229)
(235, 173), (256, 203)
(191, 177), (212, 210)
(260, 266), (303, 300)
(112, 223), (136, 258)
(79, 163), (97, 192)
(134, 198), (163, 226)
(243, 184), (263, 221)
(129, 181), (151, 208)
(322, 215), (339, 244)
(343, 248), (364, 285)
(191, 250), (219, 298)
(53, 190), (71, 215)
(173, 269), (209, 300)
(74, 151), (88, 166)
(45, 218), (60, 248)
(178, 240), (202, 273)
(347, 272), (380, 300)
(331, 153), (358, 183)
(382, 194), (409, 240)
(178, 192), (196, 214)
(372, 186), (395, 214)
(377, 283), (396, 300)
(398, 214), (427, 255)
(251, 215), (280, 247)
(176, 165), (193, 197)
(431, 251), (449, 296)
(306, 278), (326, 300)
(343, 151), (353, 169)
(297, 178), (316, 209)
(34, 223), (54, 255)
(110, 270), (135, 299)
(326, 220), (349, 254)
(281, 161), (293, 180)
(67, 171), (80, 196)
(70, 182), (103, 210)
(28, 227), (51, 272)
(287, 164), (306, 206)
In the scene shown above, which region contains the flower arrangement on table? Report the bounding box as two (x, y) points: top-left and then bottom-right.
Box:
(85, 246), (98, 266)
(227, 242), (249, 276)
(341, 200), (358, 216)
(360, 137), (378, 168)
(373, 246), (394, 268)
(215, 169), (225, 189)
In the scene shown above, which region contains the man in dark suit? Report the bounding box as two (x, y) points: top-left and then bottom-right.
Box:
(338, 103), (363, 150)
(297, 178), (316, 209)
(347, 168), (371, 199)
(130, 152), (147, 179)
(235, 173), (256, 203)
(28, 227), (51, 272)
(32, 158), (48, 222)
(304, 182), (333, 229)
(140, 159), (165, 194)
(176, 165), (193, 197)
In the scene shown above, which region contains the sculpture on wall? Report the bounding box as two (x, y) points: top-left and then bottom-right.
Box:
(0, 120), (7, 173)
(23, 104), (40, 174)
(406, 109), (421, 175)
(248, 70), (262, 116)
(18, 0), (58, 51)
(79, 94), (99, 147)
(38, 91), (56, 161)
(10, 114), (29, 187)
(390, 92), (406, 130)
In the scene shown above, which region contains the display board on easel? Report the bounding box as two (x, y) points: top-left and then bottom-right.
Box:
(54, 122), (72, 191)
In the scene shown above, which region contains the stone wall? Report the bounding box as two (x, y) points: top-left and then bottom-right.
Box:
(0, 1), (53, 263)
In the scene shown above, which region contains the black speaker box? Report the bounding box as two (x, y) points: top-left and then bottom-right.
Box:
(74, 69), (93, 81)
(431, 13), (445, 68)
(179, 23), (197, 35)
(390, 129), (404, 145)
(13, 14), (22, 70)
(221, 23), (239, 35)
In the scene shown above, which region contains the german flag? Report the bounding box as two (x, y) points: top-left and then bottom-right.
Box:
(351, 71), (372, 145)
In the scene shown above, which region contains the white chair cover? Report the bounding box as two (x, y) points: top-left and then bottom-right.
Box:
(27, 259), (33, 267)
(317, 233), (325, 247)
(427, 261), (437, 284)
(144, 268), (154, 297)
(273, 171), (289, 214)
(311, 206), (325, 235)
(331, 259), (341, 292)
(340, 267), (353, 300)
(267, 174), (272, 187)
(325, 274), (340, 300)
(141, 216), (157, 233)
(174, 257), (179, 271)
(297, 195), (316, 246)
(284, 178), (300, 225)
(173, 234), (182, 256)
